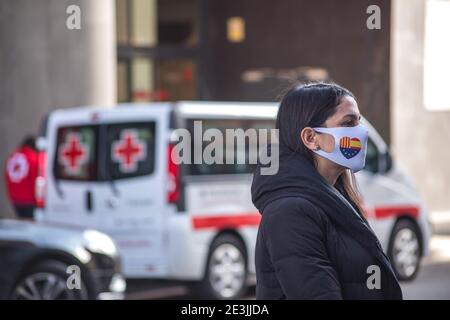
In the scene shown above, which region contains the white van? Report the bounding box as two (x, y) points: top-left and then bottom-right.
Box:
(36, 101), (432, 299)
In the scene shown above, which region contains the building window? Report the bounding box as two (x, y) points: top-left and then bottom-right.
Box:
(131, 57), (154, 102)
(424, 0), (450, 111)
(116, 0), (201, 103)
(117, 60), (129, 102)
(116, 0), (130, 45)
(155, 59), (197, 101)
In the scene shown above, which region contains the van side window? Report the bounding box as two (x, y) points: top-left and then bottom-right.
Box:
(365, 137), (379, 173)
(187, 119), (275, 175)
(106, 122), (156, 180)
(54, 126), (98, 181)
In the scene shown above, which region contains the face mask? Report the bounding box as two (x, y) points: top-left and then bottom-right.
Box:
(312, 123), (369, 172)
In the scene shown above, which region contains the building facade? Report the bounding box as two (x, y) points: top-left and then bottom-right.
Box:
(0, 0), (449, 217)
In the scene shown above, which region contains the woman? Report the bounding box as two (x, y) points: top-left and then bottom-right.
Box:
(251, 83), (402, 299)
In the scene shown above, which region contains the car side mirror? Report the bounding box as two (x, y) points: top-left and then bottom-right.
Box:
(379, 150), (393, 173)
(36, 136), (47, 151)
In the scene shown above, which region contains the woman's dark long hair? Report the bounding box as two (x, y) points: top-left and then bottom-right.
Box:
(276, 82), (365, 216)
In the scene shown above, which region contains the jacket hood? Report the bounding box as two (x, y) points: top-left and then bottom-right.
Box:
(252, 144), (360, 218)
(252, 144), (335, 213)
(251, 144), (393, 265)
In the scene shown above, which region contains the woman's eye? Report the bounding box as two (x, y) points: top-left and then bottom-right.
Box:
(342, 120), (353, 127)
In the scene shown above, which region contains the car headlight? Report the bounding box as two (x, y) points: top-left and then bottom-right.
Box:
(83, 230), (118, 256)
(110, 274), (127, 293)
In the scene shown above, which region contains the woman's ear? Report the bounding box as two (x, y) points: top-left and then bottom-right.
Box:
(300, 127), (320, 151)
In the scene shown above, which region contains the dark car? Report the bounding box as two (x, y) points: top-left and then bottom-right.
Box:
(0, 219), (126, 300)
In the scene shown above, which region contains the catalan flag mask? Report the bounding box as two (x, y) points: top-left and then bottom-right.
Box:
(312, 123), (369, 172)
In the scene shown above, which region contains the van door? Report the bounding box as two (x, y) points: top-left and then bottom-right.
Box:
(44, 119), (100, 228)
(93, 108), (170, 278)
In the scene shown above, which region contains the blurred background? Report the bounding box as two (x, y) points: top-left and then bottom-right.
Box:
(0, 0), (450, 299)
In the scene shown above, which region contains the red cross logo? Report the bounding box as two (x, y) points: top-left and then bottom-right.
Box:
(112, 130), (147, 173)
(7, 153), (29, 183)
(58, 132), (88, 176)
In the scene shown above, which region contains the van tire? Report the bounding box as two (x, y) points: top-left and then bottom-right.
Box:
(388, 219), (422, 282)
(195, 234), (248, 299)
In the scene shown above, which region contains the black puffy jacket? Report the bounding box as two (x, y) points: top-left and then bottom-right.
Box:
(251, 147), (402, 300)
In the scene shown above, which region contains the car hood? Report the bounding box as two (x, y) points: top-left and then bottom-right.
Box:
(0, 219), (118, 260)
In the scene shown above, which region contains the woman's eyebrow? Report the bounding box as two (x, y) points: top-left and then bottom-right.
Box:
(342, 113), (361, 121)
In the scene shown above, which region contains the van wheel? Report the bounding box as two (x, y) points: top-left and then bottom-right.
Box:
(388, 219), (421, 281)
(10, 260), (89, 300)
(197, 234), (247, 299)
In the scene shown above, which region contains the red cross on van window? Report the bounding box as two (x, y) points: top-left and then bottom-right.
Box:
(59, 132), (88, 175)
(112, 130), (146, 173)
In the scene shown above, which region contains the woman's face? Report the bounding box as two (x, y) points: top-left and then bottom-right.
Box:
(315, 96), (361, 153)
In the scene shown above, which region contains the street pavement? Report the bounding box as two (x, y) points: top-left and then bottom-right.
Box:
(126, 229), (450, 300)
(401, 234), (450, 299)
